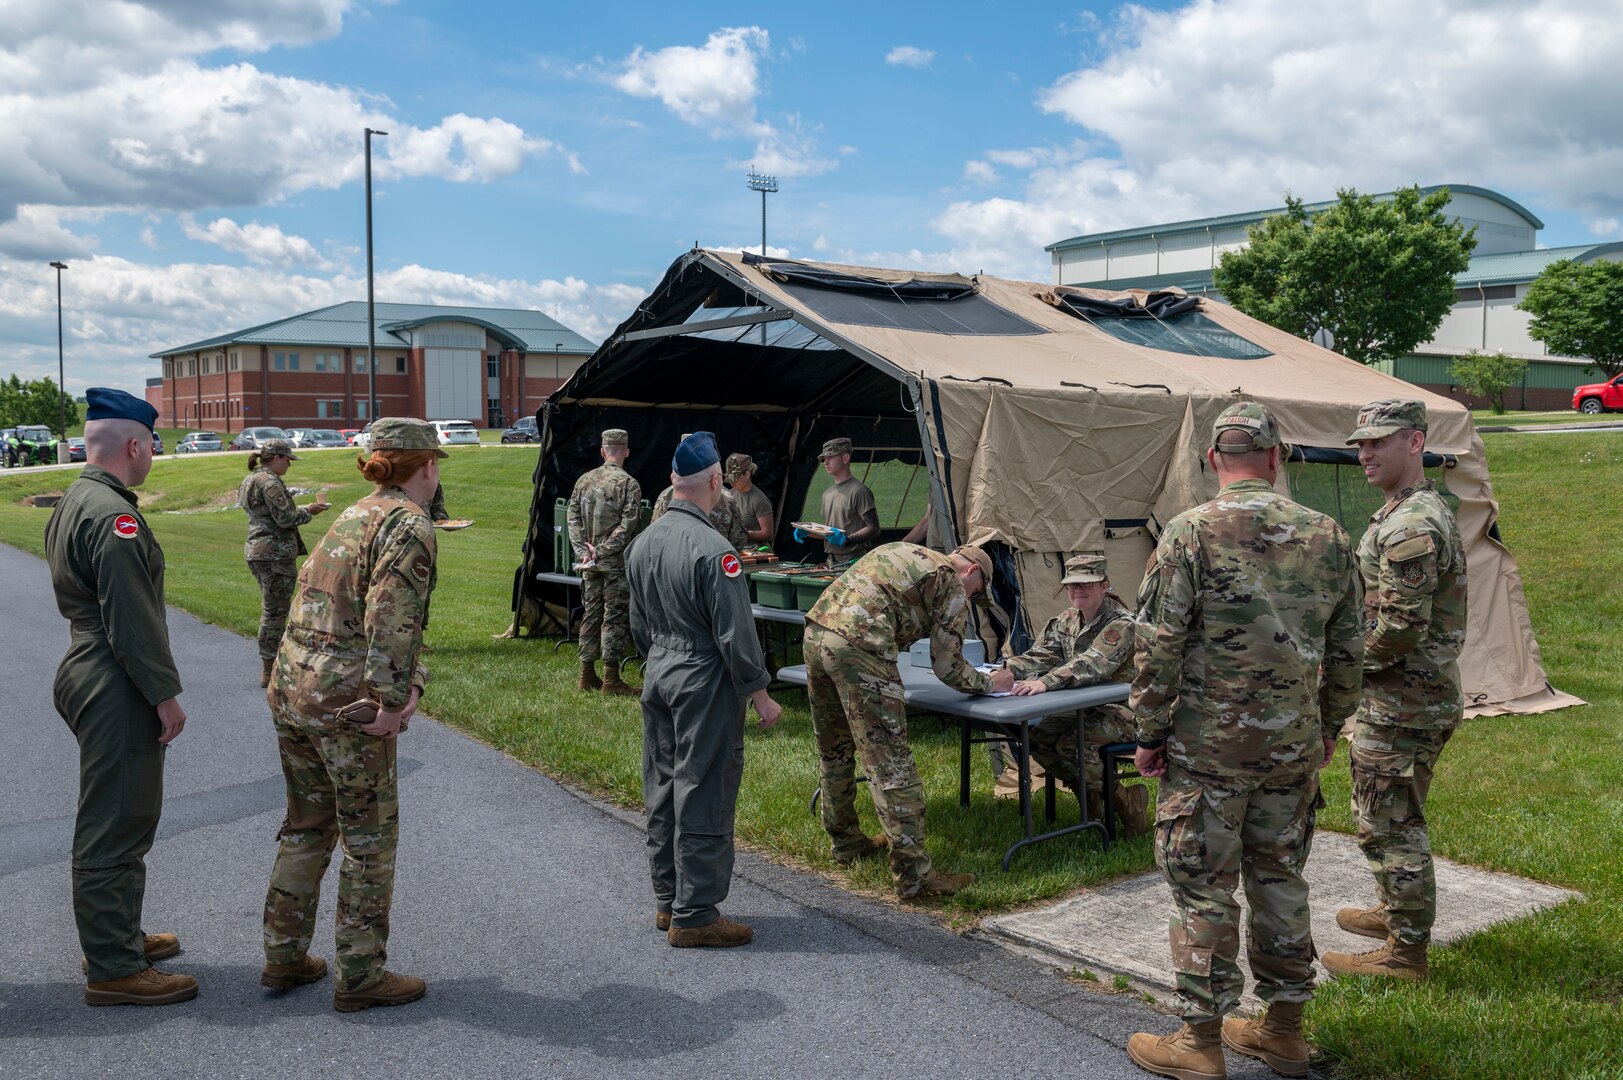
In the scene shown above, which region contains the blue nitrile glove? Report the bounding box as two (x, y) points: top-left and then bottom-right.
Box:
(829, 528), (848, 547)
(793, 527), (808, 543)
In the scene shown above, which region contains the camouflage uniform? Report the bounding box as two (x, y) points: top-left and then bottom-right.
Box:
(239, 463), (314, 662)
(653, 484), (748, 551)
(263, 464), (439, 993)
(568, 451), (642, 664)
(1006, 594), (1135, 796)
(1132, 403), (1364, 1023)
(804, 543), (992, 894)
(1347, 401), (1467, 947)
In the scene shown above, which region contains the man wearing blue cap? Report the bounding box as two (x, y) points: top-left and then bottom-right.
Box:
(44, 387), (196, 1006)
(627, 431), (783, 947)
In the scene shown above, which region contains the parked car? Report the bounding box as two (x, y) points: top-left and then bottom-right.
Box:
(152, 431), (164, 455)
(67, 436), (86, 462)
(229, 426), (290, 451)
(351, 421), (375, 449)
(339, 428), (362, 445)
(501, 416), (539, 443)
(291, 428), (348, 449)
(177, 431), (223, 453)
(1572, 374), (1623, 414)
(431, 420), (481, 446)
(5, 425), (61, 467)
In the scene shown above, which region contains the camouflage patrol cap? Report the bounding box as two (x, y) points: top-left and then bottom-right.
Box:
(1060, 553), (1108, 585)
(724, 452), (757, 481)
(601, 428), (629, 447)
(1347, 399), (1427, 444)
(952, 544), (995, 587)
(368, 417), (449, 457)
(819, 437), (853, 460)
(259, 437), (299, 460)
(1212, 401), (1283, 453)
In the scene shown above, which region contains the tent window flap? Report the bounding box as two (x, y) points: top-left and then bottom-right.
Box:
(1054, 292), (1272, 359)
(778, 283), (1046, 337)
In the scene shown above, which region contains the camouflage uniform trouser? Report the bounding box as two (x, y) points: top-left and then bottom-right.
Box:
(1028, 702), (1135, 797)
(805, 625), (934, 895)
(248, 559), (298, 662)
(578, 568), (630, 663)
(1349, 720), (1454, 945)
(263, 705), (399, 993)
(1156, 764), (1321, 1022)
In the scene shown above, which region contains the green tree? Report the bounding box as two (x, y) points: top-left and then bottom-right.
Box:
(1449, 350), (1527, 414)
(0, 375), (80, 433)
(1213, 186), (1477, 366)
(1518, 258), (1623, 378)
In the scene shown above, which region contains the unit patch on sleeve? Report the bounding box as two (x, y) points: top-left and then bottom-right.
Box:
(721, 553), (742, 578)
(1400, 560), (1427, 589)
(112, 514), (140, 540)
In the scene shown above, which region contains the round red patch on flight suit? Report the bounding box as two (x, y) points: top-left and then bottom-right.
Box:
(113, 514), (140, 540)
(721, 553), (742, 578)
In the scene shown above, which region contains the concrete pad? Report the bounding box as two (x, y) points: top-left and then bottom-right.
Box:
(985, 831), (1578, 1008)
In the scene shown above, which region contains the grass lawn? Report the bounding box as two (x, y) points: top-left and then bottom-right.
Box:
(1471, 408), (1614, 427)
(2, 436), (1619, 1078)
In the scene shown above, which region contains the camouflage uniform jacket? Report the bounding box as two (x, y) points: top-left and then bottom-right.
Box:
(270, 486), (436, 722)
(1357, 480), (1466, 729)
(567, 462), (642, 570)
(652, 485), (748, 551)
(1131, 478), (1364, 781)
(805, 542), (991, 695)
(239, 467), (313, 561)
(1007, 595), (1133, 692)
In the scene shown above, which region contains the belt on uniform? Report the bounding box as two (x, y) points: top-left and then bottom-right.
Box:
(647, 632), (716, 655)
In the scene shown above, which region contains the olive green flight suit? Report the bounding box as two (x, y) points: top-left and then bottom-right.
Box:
(626, 498), (771, 929)
(44, 465), (184, 983)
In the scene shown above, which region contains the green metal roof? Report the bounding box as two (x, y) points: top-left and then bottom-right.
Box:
(151, 301), (596, 358)
(1063, 243), (1623, 292)
(1046, 184), (1546, 253)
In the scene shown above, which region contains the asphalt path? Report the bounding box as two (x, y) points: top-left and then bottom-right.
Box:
(0, 540), (1168, 1080)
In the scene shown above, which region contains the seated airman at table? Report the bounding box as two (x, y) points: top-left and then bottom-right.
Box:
(1002, 554), (1148, 836)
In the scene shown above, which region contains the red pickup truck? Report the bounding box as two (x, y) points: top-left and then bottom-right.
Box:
(1573, 375), (1623, 414)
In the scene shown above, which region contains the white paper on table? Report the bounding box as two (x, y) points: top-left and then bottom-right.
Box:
(976, 663), (1013, 697)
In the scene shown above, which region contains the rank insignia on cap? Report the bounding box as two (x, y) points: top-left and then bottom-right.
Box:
(721, 553), (741, 578)
(113, 514), (139, 540)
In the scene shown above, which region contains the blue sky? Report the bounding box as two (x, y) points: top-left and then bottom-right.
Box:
(4, 0), (1621, 393)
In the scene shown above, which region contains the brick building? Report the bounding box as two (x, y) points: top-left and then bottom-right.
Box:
(149, 301), (595, 432)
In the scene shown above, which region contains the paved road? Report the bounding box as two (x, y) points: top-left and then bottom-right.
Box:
(0, 540), (1166, 1080)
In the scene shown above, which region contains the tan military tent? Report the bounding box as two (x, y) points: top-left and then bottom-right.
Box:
(517, 249), (1577, 716)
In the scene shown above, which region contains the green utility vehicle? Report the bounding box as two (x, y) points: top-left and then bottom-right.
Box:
(4, 425), (61, 467)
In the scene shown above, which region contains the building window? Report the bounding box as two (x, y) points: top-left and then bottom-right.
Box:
(314, 353), (326, 372)
(1454, 284), (1517, 302)
(356, 400), (369, 420)
(273, 353), (285, 371)
(288, 352), (301, 371)
(354, 354), (377, 373)
(396, 356), (407, 373)
(486, 355), (499, 377)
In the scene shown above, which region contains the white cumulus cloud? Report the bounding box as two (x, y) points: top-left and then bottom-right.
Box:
(182, 216), (332, 270)
(937, 0), (1623, 279)
(885, 46), (935, 69)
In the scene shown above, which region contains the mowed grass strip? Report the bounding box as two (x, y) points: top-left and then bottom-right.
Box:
(2, 435), (1620, 1078)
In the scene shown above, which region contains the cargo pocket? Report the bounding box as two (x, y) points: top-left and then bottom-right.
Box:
(1350, 733), (1413, 839)
(121, 745), (165, 839)
(1154, 781), (1206, 882)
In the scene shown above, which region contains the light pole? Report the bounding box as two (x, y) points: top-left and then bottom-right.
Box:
(746, 170), (778, 257)
(553, 342), (561, 395)
(49, 261), (68, 462)
(365, 127), (388, 423)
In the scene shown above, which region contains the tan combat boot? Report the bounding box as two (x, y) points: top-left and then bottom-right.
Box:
(1335, 902), (1390, 940)
(655, 911), (671, 932)
(906, 869), (975, 899)
(261, 954), (328, 990)
(85, 967), (199, 1006)
(80, 932), (182, 973)
(832, 833), (889, 866)
(578, 660), (601, 692)
(333, 971), (426, 1012)
(1116, 782), (1151, 837)
(1127, 1019), (1226, 1080)
(260, 658), (274, 688)
(1222, 1000), (1310, 1077)
(668, 917), (753, 948)
(1322, 937), (1428, 982)
(601, 665), (639, 697)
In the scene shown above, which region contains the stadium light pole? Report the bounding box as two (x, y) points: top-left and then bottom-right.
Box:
(49, 261), (69, 461)
(746, 170), (778, 256)
(365, 127), (388, 424)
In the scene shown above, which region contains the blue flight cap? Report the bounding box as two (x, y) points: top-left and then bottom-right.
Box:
(85, 386), (159, 433)
(672, 431), (720, 477)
